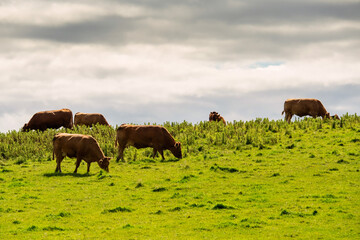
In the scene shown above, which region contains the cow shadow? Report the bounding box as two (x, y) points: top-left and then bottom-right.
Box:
(43, 172), (93, 178)
(160, 158), (180, 163)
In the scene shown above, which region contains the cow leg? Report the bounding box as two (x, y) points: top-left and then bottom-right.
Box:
(74, 157), (82, 173)
(152, 148), (157, 158)
(55, 155), (64, 173)
(87, 162), (91, 173)
(158, 149), (165, 160)
(116, 145), (125, 162)
(285, 113), (292, 123)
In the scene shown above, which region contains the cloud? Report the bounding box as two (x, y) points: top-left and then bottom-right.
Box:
(0, 0), (359, 132)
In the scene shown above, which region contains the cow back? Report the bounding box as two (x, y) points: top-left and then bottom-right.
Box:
(26, 109), (73, 130)
(74, 112), (109, 126)
(117, 124), (176, 149)
(53, 133), (105, 161)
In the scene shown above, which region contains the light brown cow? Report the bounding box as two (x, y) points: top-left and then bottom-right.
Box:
(22, 108), (73, 131)
(115, 124), (182, 162)
(209, 111), (226, 125)
(74, 112), (110, 127)
(53, 133), (110, 173)
(282, 98), (330, 123)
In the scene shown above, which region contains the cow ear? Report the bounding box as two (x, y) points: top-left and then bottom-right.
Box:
(99, 159), (103, 164)
(105, 157), (111, 161)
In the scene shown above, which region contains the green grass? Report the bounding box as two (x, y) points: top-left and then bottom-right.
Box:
(0, 116), (359, 239)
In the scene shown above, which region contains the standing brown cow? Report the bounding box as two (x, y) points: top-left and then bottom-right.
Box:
(115, 124), (182, 162)
(209, 111), (226, 125)
(282, 99), (330, 123)
(74, 112), (110, 127)
(53, 133), (110, 173)
(22, 108), (73, 131)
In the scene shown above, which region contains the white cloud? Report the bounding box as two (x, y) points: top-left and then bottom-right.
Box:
(0, 111), (29, 132)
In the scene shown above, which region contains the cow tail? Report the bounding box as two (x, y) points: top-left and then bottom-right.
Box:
(282, 110), (285, 115)
(52, 135), (57, 160)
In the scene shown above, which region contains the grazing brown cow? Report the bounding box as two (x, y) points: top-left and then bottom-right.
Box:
(282, 99), (330, 123)
(22, 108), (73, 131)
(331, 114), (340, 120)
(209, 111), (226, 125)
(53, 133), (110, 173)
(74, 112), (110, 127)
(115, 124), (182, 162)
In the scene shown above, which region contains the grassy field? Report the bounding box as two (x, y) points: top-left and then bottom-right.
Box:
(0, 116), (359, 239)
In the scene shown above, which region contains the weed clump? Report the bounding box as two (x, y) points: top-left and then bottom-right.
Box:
(285, 144), (295, 149)
(102, 207), (132, 214)
(43, 226), (65, 231)
(27, 225), (38, 231)
(179, 175), (196, 183)
(271, 173), (280, 177)
(280, 210), (290, 216)
(210, 164), (239, 173)
(169, 207), (182, 212)
(212, 204), (234, 210)
(152, 187), (167, 192)
(122, 224), (134, 229)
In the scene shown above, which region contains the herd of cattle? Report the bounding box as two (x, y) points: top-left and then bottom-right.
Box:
(21, 98), (340, 173)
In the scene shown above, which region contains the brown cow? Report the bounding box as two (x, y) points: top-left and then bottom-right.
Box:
(22, 108), (73, 131)
(282, 99), (330, 123)
(209, 111), (226, 125)
(74, 112), (110, 127)
(53, 133), (110, 173)
(115, 124), (182, 162)
(331, 114), (340, 120)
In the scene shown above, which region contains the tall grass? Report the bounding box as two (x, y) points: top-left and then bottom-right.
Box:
(0, 114), (359, 163)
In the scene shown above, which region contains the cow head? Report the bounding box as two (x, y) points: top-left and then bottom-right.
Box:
(98, 157), (111, 172)
(22, 123), (29, 132)
(170, 142), (182, 159)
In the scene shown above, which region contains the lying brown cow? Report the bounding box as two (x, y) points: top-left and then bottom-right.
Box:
(53, 133), (110, 173)
(282, 98), (330, 123)
(115, 124), (182, 162)
(22, 108), (73, 131)
(74, 112), (110, 127)
(209, 111), (226, 125)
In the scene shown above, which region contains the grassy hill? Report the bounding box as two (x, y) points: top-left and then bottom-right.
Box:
(0, 116), (359, 239)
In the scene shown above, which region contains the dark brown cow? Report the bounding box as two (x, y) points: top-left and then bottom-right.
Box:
(115, 124), (182, 162)
(331, 114), (340, 120)
(282, 99), (330, 123)
(74, 112), (110, 127)
(209, 111), (226, 125)
(53, 133), (110, 173)
(22, 108), (73, 131)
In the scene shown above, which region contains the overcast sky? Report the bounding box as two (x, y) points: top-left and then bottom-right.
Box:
(1, 0), (360, 132)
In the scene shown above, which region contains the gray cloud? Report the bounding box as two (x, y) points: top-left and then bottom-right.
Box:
(0, 0), (359, 132)
(4, 1), (360, 47)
